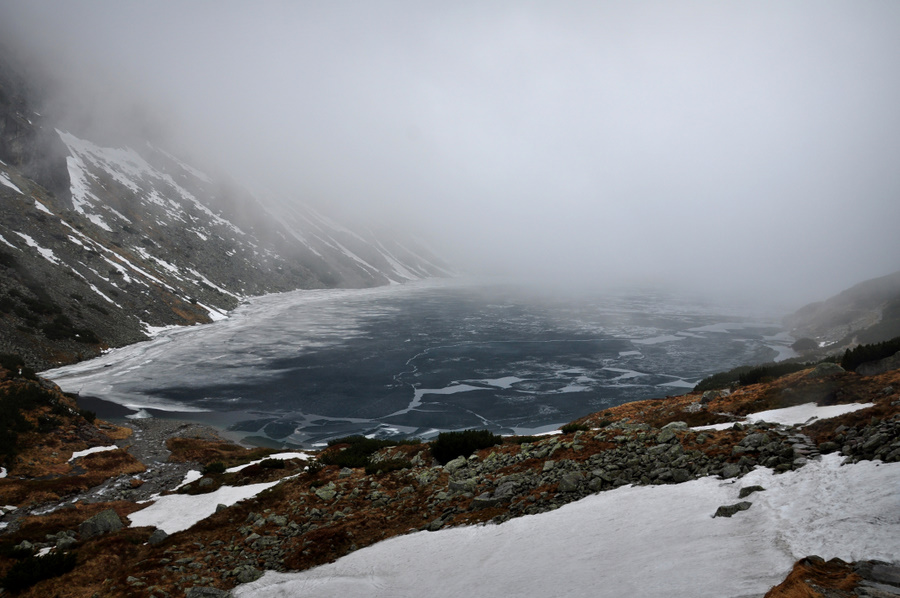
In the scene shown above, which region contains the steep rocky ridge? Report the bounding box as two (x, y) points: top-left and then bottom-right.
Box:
(0, 57), (450, 370)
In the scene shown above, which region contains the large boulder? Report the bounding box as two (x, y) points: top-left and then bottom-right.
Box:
(79, 509), (123, 539)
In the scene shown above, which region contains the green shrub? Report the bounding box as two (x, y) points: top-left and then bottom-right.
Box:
(321, 436), (420, 469)
(38, 415), (61, 433)
(259, 458), (285, 469)
(737, 362), (812, 386)
(0, 353), (36, 379)
(0, 550), (77, 592)
(841, 336), (900, 371)
(202, 461), (226, 475)
(694, 365), (757, 392)
(506, 435), (540, 445)
(429, 429), (502, 465)
(560, 422), (589, 434)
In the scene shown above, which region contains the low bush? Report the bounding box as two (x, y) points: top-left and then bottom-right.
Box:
(841, 336), (900, 371)
(737, 362), (814, 386)
(202, 461), (226, 475)
(321, 436), (420, 469)
(0, 353), (36, 379)
(259, 458), (285, 469)
(429, 429), (502, 465)
(0, 550), (77, 592)
(560, 422), (589, 434)
(505, 435), (540, 445)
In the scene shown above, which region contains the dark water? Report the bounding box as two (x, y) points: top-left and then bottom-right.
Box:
(45, 281), (791, 447)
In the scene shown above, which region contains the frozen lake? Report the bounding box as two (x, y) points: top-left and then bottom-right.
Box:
(44, 280), (792, 447)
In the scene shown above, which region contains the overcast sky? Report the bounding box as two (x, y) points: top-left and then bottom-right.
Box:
(2, 1), (899, 306)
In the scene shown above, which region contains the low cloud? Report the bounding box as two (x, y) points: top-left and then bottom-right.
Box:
(2, 1), (899, 306)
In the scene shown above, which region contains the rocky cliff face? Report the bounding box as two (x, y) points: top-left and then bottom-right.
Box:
(0, 58), (450, 369)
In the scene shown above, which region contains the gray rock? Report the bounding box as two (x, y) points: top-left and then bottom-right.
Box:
(338, 467), (353, 478)
(232, 565), (262, 583)
(740, 433), (771, 448)
(738, 485), (765, 499)
(662, 421), (688, 431)
(701, 390), (723, 404)
(15, 540), (34, 553)
(269, 515), (287, 527)
(448, 477), (477, 493)
(558, 472), (584, 492)
(671, 468), (691, 483)
(56, 536), (77, 550)
(817, 441), (839, 454)
(714, 501), (752, 518)
(471, 492), (500, 510)
(444, 456), (468, 474)
(186, 586), (232, 597)
(79, 508), (123, 539)
(148, 528), (168, 545)
(656, 428), (677, 444)
(315, 483), (337, 501)
(721, 464), (741, 479)
(199, 477), (214, 488)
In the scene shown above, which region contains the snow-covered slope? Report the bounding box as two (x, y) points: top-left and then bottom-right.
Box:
(0, 60), (450, 368)
(234, 454), (898, 598)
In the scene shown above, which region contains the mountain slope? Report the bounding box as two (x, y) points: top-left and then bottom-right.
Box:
(0, 60), (450, 369)
(784, 270), (900, 353)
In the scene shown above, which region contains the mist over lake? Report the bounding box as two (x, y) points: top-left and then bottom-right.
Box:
(44, 280), (792, 447)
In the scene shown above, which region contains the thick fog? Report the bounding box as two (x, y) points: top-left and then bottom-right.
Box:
(2, 1), (899, 306)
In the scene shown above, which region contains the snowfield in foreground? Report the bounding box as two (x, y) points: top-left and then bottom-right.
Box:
(234, 454), (899, 598)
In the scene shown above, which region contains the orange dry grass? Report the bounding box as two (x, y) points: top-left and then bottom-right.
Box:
(97, 422), (133, 441)
(166, 436), (270, 465)
(0, 450), (144, 506)
(765, 557), (861, 598)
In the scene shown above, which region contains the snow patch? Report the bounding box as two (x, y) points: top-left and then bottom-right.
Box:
(128, 480), (282, 534)
(693, 402), (875, 431)
(235, 455), (900, 598)
(0, 233), (19, 250)
(68, 445), (119, 462)
(14, 232), (60, 264)
(225, 452), (310, 474)
(0, 171), (23, 194)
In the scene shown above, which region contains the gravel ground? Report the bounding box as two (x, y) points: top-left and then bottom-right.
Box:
(104, 418), (232, 503)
